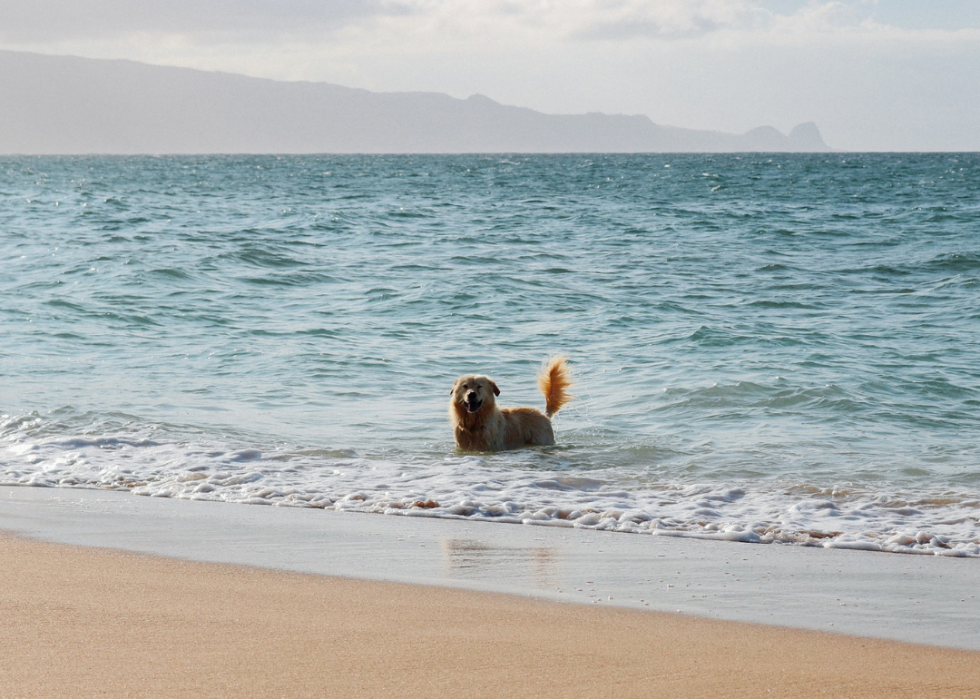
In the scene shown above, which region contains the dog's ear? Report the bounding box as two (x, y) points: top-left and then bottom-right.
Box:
(450, 379), (458, 396)
(489, 380), (500, 396)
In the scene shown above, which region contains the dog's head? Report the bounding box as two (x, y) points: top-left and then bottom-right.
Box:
(450, 374), (500, 415)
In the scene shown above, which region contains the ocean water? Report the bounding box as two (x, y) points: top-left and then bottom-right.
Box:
(2, 153), (978, 557)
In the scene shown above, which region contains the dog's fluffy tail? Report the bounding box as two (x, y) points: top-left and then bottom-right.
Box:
(539, 355), (573, 418)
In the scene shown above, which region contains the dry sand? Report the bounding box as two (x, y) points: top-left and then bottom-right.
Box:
(2, 532), (979, 698)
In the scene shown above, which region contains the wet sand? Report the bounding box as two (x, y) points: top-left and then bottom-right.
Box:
(3, 532), (979, 698)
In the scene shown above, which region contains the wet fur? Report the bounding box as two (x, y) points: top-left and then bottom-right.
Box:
(449, 356), (572, 452)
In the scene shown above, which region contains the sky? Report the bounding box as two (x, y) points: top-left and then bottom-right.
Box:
(1, 0), (978, 150)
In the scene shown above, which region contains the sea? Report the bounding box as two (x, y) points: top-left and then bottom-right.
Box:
(2, 153), (978, 557)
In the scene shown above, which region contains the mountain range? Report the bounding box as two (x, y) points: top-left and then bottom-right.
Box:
(0, 50), (830, 154)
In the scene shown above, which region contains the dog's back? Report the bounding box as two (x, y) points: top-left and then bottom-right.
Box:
(497, 406), (555, 449)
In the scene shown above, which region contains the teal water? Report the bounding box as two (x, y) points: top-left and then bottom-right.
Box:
(2, 153), (978, 555)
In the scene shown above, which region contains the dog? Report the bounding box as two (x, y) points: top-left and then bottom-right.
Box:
(449, 356), (572, 452)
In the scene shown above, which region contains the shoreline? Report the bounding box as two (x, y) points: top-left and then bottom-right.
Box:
(1, 485), (978, 651)
(4, 531), (980, 697)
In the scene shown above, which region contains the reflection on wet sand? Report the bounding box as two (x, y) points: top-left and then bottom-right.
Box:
(441, 538), (559, 589)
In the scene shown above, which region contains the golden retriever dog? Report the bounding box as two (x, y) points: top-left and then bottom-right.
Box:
(449, 356), (572, 452)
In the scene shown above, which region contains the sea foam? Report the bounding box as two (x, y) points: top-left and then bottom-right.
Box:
(2, 410), (977, 557)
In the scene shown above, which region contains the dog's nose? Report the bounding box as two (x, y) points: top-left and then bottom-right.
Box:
(465, 391), (477, 402)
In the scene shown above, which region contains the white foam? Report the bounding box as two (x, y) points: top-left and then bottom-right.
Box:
(2, 411), (978, 557)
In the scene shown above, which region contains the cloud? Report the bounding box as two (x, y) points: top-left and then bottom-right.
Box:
(0, 0), (399, 42)
(1, 0), (973, 48)
(0, 1), (879, 46)
(390, 0), (766, 41)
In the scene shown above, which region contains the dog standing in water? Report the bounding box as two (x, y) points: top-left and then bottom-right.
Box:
(449, 356), (572, 452)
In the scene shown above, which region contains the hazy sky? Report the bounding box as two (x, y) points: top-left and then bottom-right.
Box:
(2, 0), (978, 150)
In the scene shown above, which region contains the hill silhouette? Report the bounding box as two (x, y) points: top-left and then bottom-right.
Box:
(0, 51), (830, 154)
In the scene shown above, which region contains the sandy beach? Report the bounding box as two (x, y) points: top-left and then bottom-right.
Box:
(2, 486), (979, 697)
(2, 531), (979, 698)
(0, 535), (980, 697)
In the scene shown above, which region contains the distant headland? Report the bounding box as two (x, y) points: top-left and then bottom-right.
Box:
(0, 50), (831, 155)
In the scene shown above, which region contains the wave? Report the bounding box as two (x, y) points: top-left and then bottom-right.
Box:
(2, 410), (977, 558)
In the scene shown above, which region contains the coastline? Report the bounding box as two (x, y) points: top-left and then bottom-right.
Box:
(1, 485), (978, 650)
(4, 529), (980, 697)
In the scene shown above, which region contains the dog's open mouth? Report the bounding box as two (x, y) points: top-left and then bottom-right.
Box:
(464, 398), (483, 413)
